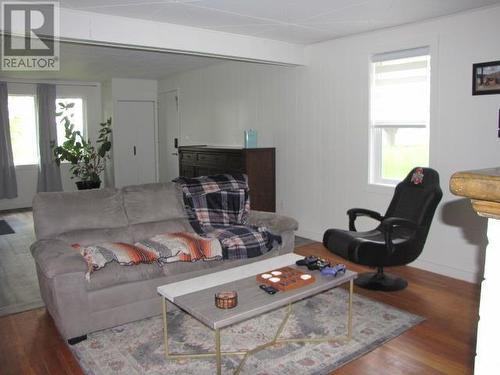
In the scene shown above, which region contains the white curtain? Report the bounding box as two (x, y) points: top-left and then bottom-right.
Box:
(36, 83), (62, 192)
(0, 81), (18, 199)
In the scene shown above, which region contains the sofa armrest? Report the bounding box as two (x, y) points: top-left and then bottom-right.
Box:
(30, 239), (87, 279)
(247, 210), (299, 233)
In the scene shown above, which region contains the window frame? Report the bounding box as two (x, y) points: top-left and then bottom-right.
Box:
(368, 48), (431, 187)
(5, 82), (96, 169)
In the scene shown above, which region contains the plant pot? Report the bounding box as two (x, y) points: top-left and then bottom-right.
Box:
(76, 180), (101, 190)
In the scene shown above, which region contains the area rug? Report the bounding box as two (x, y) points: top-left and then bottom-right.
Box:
(0, 220), (14, 235)
(71, 288), (423, 375)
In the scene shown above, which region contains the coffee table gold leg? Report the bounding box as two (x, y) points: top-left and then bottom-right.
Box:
(348, 279), (353, 339)
(162, 297), (169, 358)
(162, 278), (355, 371)
(215, 328), (221, 375)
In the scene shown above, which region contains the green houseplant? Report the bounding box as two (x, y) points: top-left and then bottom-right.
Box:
(52, 101), (112, 190)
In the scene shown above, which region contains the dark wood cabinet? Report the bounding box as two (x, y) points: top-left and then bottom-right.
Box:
(178, 146), (276, 212)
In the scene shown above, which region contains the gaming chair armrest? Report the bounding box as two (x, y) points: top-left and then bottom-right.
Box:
(347, 208), (383, 231)
(380, 217), (419, 254)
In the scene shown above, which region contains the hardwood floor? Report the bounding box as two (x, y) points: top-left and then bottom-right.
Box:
(0, 308), (82, 375)
(296, 243), (480, 375)
(0, 242), (480, 375)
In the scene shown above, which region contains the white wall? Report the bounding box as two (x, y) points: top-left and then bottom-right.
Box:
(303, 6), (499, 283)
(159, 5), (500, 282)
(0, 82), (102, 210)
(159, 62), (296, 147)
(159, 62), (297, 215)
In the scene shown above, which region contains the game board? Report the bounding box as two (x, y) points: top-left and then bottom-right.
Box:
(256, 266), (316, 291)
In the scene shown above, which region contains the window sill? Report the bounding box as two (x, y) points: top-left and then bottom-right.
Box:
(14, 162), (72, 170)
(14, 164), (38, 170)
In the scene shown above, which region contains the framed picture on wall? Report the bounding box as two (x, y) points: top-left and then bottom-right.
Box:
(472, 60), (500, 95)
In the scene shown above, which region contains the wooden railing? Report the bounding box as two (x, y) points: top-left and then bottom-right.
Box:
(450, 167), (500, 374)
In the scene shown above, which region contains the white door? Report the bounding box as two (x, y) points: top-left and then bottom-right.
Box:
(158, 90), (180, 182)
(114, 100), (157, 187)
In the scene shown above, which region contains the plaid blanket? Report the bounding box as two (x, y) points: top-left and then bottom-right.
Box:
(174, 173), (250, 227)
(203, 224), (280, 260)
(174, 174), (281, 260)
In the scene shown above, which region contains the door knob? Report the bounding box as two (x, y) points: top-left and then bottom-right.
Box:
(172, 153), (178, 156)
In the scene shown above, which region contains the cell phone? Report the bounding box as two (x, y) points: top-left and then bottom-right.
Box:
(259, 284), (278, 295)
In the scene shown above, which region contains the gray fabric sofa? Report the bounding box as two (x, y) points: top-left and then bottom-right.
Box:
(30, 182), (298, 343)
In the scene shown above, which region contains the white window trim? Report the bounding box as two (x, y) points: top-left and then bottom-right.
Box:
(368, 46), (431, 187)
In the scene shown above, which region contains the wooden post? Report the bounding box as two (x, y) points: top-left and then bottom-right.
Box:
(450, 167), (500, 374)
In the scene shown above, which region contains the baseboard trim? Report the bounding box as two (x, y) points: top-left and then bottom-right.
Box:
(0, 300), (44, 318)
(410, 258), (479, 284)
(294, 229), (479, 284)
(295, 229), (323, 242)
(0, 202), (32, 212)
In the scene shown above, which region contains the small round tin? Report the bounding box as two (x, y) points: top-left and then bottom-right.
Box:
(215, 291), (238, 309)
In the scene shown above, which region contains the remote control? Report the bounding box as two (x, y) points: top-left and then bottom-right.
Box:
(259, 284), (278, 295)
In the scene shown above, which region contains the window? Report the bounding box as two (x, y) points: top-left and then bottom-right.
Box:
(7, 93), (87, 166)
(55, 98), (85, 146)
(8, 95), (38, 166)
(369, 48), (431, 185)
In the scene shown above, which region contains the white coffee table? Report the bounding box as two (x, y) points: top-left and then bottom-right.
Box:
(157, 253), (357, 375)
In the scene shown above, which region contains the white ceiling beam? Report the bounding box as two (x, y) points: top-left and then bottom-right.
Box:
(59, 8), (306, 66)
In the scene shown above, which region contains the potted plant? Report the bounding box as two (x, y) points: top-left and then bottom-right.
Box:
(52, 101), (112, 190)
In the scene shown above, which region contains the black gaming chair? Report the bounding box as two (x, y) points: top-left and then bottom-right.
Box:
(323, 167), (442, 291)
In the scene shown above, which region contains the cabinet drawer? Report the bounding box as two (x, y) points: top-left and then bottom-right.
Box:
(227, 155), (243, 170)
(197, 152), (227, 166)
(180, 165), (195, 177)
(180, 152), (196, 163)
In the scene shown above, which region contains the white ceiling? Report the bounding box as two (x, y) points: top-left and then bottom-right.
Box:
(0, 42), (225, 81)
(3, 0), (498, 81)
(58, 0), (500, 44)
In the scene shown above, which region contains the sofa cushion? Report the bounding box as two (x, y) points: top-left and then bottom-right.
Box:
(32, 188), (128, 240)
(130, 218), (192, 242)
(122, 182), (186, 225)
(56, 228), (133, 246)
(86, 240), (289, 293)
(74, 242), (161, 278)
(86, 262), (164, 291)
(87, 248), (284, 308)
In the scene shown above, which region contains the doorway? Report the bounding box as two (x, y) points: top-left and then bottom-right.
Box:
(158, 90), (180, 183)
